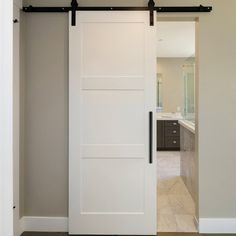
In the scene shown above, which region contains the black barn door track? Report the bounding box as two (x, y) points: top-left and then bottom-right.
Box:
(23, 0), (212, 26)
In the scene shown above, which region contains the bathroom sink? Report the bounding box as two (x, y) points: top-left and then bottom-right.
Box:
(157, 112), (182, 120)
(161, 114), (173, 118)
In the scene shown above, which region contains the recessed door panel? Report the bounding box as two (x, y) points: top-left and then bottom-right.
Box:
(81, 22), (144, 77)
(81, 159), (144, 213)
(82, 90), (144, 144)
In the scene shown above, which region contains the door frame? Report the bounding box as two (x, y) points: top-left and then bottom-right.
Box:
(156, 15), (200, 231)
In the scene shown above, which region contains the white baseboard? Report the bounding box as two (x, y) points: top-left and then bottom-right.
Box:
(19, 216), (236, 234)
(19, 217), (24, 235)
(199, 218), (236, 233)
(20, 216), (68, 233)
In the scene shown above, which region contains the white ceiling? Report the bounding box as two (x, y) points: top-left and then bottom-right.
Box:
(156, 22), (195, 58)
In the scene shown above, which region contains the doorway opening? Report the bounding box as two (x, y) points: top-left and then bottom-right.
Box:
(156, 20), (198, 233)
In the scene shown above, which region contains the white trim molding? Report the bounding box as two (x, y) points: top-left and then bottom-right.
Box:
(0, 0), (14, 236)
(20, 217), (68, 232)
(19, 218), (24, 236)
(199, 218), (236, 234)
(19, 216), (236, 234)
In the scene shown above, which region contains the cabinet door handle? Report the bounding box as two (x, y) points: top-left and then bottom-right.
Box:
(149, 112), (153, 164)
(173, 140), (177, 144)
(173, 130), (177, 134)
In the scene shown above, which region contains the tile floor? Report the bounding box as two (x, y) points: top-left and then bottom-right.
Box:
(157, 151), (197, 233)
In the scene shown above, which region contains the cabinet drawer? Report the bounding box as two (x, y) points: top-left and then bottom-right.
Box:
(165, 136), (180, 148)
(165, 126), (180, 136)
(165, 120), (179, 127)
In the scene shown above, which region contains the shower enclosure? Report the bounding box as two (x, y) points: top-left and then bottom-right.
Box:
(182, 57), (195, 123)
(156, 73), (163, 112)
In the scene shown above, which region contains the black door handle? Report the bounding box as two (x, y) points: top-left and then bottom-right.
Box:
(149, 111), (153, 164)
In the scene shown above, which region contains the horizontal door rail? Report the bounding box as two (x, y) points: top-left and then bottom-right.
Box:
(23, 5), (212, 13)
(22, 0), (212, 26)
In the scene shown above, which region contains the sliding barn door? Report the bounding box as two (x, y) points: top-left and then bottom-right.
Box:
(69, 11), (157, 235)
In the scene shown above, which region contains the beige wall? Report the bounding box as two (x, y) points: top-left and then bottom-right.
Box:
(22, 13), (68, 216)
(21, 0), (236, 220)
(157, 58), (186, 113)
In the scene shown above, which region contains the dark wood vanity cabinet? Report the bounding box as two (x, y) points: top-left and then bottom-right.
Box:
(157, 120), (165, 150)
(157, 120), (180, 151)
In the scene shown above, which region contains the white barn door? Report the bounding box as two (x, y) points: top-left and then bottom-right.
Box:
(69, 11), (157, 235)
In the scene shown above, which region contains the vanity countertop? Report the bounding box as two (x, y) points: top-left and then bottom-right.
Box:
(156, 112), (183, 121)
(178, 120), (195, 134)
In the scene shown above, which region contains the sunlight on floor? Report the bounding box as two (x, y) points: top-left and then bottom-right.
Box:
(157, 151), (197, 233)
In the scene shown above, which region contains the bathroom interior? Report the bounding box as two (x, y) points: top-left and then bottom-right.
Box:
(156, 21), (197, 232)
